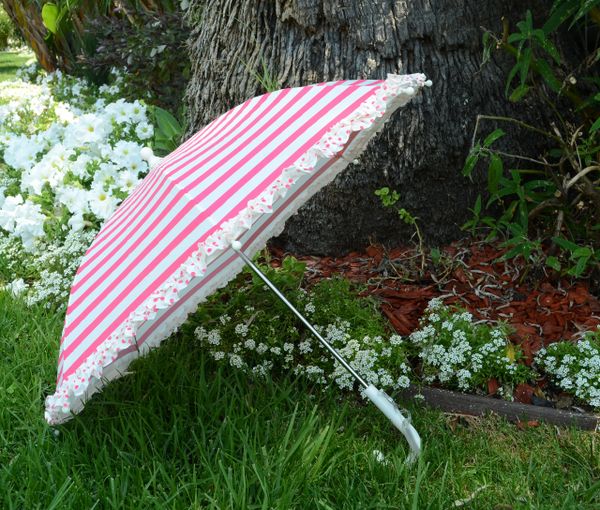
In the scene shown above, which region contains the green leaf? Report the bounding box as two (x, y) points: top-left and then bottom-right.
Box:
(509, 84), (530, 102)
(546, 256), (561, 271)
(42, 2), (59, 34)
(153, 106), (182, 139)
(482, 31), (492, 65)
(505, 64), (521, 96)
(535, 58), (562, 92)
(572, 246), (593, 258)
(462, 151), (479, 177)
(473, 194), (482, 216)
(544, 0), (578, 33)
(533, 29), (561, 64)
(551, 236), (580, 252)
(483, 129), (505, 148)
(487, 154), (503, 195)
(590, 116), (600, 133)
(508, 33), (524, 44)
(568, 255), (590, 277)
(519, 47), (532, 85)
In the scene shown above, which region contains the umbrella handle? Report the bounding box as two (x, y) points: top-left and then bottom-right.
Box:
(364, 384), (421, 464)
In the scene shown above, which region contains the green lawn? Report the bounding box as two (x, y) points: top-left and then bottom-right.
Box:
(0, 49), (34, 82)
(0, 291), (598, 509)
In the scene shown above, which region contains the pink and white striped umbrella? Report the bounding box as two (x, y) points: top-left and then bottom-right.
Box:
(45, 73), (430, 424)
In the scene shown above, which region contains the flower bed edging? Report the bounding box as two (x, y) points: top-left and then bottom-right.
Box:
(398, 384), (600, 431)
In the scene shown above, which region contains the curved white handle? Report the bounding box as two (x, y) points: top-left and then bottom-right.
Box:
(365, 384), (421, 464)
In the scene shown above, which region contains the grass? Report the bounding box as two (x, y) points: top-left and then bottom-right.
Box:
(0, 49), (34, 82)
(0, 291), (598, 509)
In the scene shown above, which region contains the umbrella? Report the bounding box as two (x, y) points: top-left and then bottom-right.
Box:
(45, 73), (431, 461)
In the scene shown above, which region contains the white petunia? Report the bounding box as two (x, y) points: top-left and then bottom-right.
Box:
(135, 121), (153, 140)
(88, 186), (119, 220)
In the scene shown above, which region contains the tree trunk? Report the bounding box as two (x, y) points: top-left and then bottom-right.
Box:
(0, 0), (56, 71)
(185, 0), (554, 256)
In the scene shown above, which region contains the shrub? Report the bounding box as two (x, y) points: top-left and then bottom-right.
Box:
(186, 257), (413, 394)
(0, 6), (16, 50)
(0, 66), (156, 307)
(463, 1), (600, 279)
(78, 11), (190, 115)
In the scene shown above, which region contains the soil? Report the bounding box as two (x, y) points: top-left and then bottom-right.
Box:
(267, 238), (600, 411)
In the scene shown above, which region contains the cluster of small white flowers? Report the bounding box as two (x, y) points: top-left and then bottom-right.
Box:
(536, 334), (600, 409)
(193, 298), (413, 395)
(410, 299), (528, 393)
(0, 229), (96, 307)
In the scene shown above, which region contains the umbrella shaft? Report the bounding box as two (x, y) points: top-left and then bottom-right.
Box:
(234, 248), (369, 389)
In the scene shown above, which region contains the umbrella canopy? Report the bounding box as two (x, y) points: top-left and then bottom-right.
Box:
(45, 73), (430, 425)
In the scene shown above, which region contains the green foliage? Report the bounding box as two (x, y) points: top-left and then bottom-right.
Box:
(536, 331), (600, 408)
(79, 10), (190, 114)
(0, 6), (18, 50)
(150, 105), (183, 154)
(465, 1), (600, 278)
(0, 292), (598, 508)
(245, 57), (280, 93)
(408, 299), (534, 394)
(186, 256), (412, 393)
(375, 187), (426, 273)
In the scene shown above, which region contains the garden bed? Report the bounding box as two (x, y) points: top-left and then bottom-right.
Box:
(267, 240), (600, 414)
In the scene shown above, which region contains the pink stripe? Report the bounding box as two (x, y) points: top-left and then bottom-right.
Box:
(93, 109), (235, 240)
(60, 87), (375, 374)
(68, 87), (305, 299)
(82, 96), (260, 260)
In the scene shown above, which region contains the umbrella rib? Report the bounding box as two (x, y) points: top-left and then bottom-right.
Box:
(231, 242), (369, 389)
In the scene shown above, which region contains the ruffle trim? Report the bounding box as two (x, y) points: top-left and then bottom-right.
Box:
(45, 73), (430, 425)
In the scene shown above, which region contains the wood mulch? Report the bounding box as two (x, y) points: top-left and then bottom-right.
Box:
(268, 238), (600, 416)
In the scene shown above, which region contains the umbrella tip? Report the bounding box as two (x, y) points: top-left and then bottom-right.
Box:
(231, 240), (242, 251)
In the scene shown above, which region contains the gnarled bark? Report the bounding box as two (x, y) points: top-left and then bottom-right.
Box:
(185, 0), (555, 255)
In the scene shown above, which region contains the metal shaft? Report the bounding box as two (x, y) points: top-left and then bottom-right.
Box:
(233, 246), (369, 389)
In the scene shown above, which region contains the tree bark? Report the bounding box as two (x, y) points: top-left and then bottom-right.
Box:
(185, 0), (554, 255)
(1, 0), (56, 71)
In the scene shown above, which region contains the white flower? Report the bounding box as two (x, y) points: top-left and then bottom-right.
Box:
(234, 323), (249, 337)
(117, 170), (140, 194)
(68, 213), (86, 232)
(55, 186), (88, 215)
(4, 278), (27, 297)
(3, 135), (42, 170)
(135, 121), (154, 140)
(87, 186), (119, 220)
(65, 113), (111, 147)
(0, 194), (23, 232)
